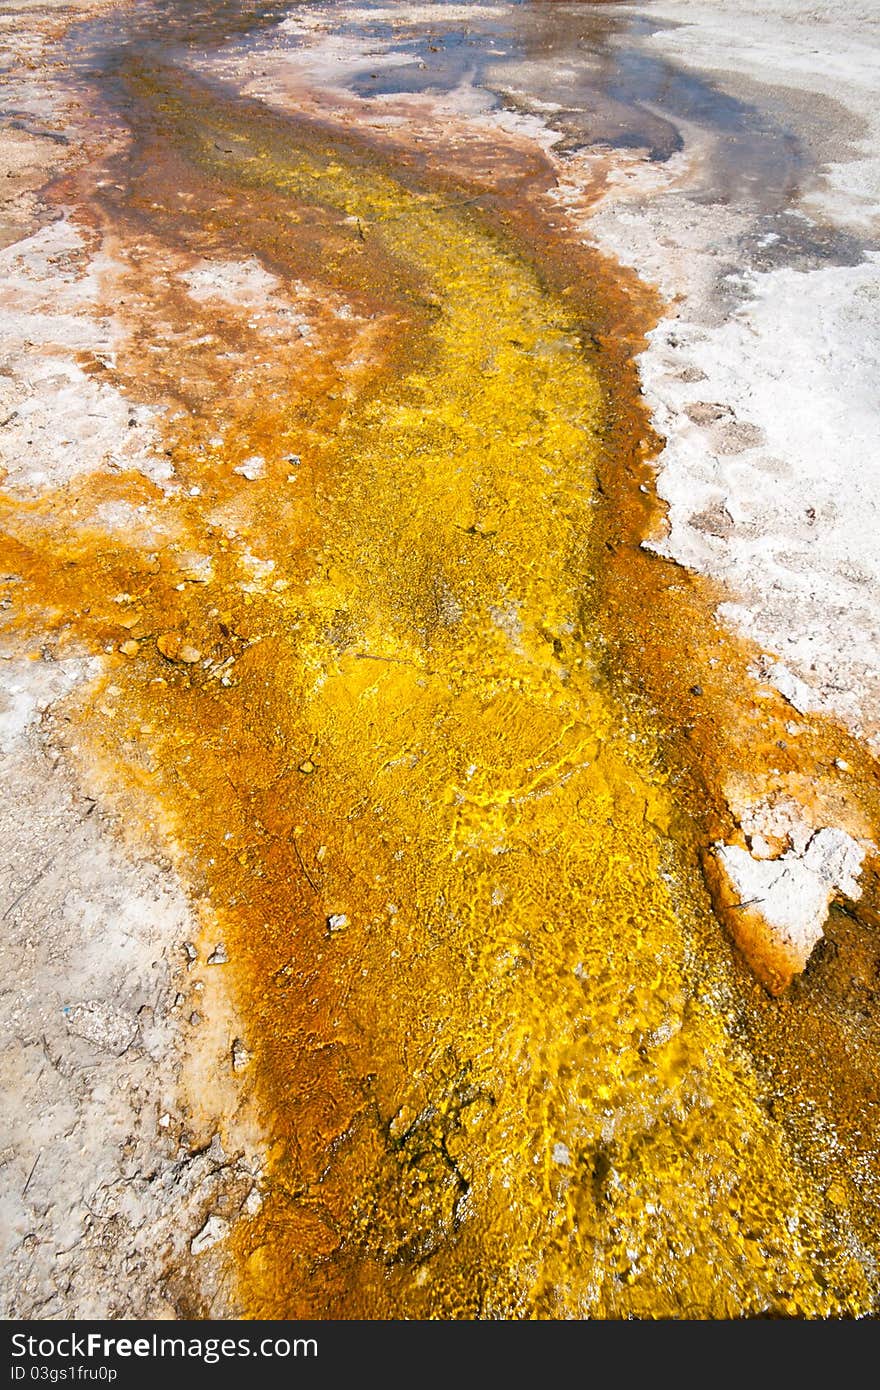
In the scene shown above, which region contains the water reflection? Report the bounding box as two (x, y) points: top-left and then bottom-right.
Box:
(63, 0), (806, 213)
(289, 1), (803, 208)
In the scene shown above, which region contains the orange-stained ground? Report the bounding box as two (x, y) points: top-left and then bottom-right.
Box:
(3, 62), (880, 1316)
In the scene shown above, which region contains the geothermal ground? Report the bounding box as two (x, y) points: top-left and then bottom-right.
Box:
(1, 0), (879, 1319)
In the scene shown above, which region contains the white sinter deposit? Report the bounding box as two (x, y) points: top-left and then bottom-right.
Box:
(579, 0), (880, 977)
(0, 218), (169, 492)
(587, 0), (880, 752)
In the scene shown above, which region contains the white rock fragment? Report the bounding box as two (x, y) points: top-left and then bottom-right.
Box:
(327, 913), (349, 934)
(231, 1038), (251, 1072)
(233, 455), (265, 481)
(239, 550), (276, 584)
(190, 1214), (229, 1256)
(709, 826), (867, 993)
(242, 1186), (263, 1217)
(552, 1142), (571, 1166)
(207, 943), (229, 965)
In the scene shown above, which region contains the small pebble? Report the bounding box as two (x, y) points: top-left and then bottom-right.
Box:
(157, 633), (201, 664)
(234, 456), (265, 481)
(207, 943), (229, 965)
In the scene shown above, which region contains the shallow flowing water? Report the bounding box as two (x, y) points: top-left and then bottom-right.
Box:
(3, 0), (880, 1318)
